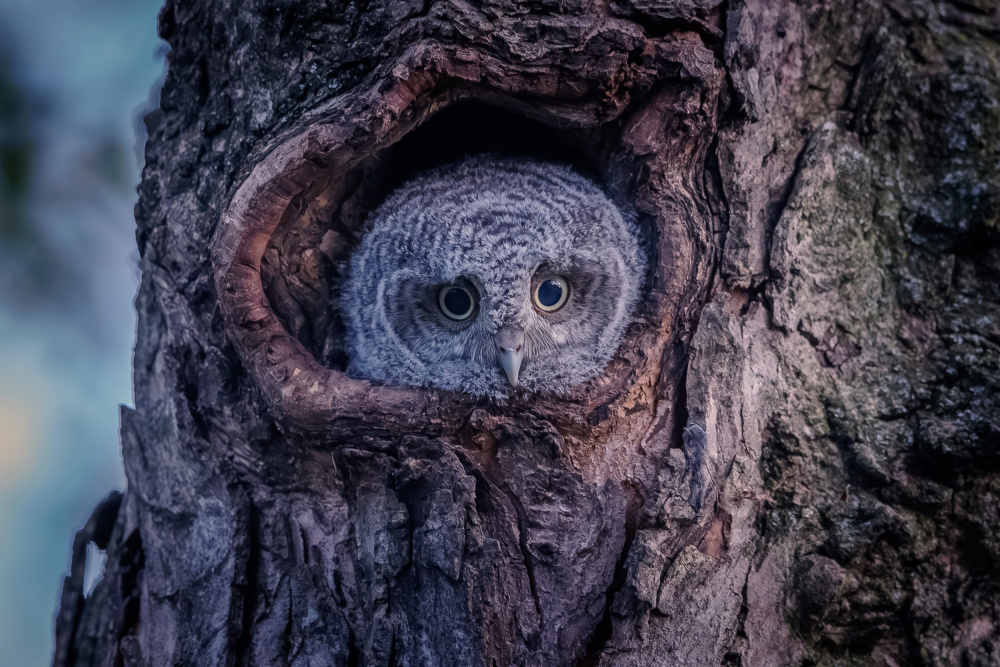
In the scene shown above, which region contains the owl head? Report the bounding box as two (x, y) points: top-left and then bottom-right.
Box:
(342, 154), (644, 399)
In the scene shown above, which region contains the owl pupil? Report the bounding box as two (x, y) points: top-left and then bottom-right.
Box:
(444, 288), (471, 315)
(538, 280), (563, 307)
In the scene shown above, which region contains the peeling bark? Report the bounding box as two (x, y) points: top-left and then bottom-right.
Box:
(55, 1), (1000, 666)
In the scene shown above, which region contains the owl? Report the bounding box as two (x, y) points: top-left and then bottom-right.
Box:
(342, 154), (644, 399)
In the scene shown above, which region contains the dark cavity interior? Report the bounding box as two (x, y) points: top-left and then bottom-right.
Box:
(261, 101), (617, 371)
(381, 102), (601, 191)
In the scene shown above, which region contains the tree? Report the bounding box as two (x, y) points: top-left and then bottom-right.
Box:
(53, 0), (1000, 665)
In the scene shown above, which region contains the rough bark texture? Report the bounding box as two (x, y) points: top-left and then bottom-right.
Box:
(54, 1), (1000, 666)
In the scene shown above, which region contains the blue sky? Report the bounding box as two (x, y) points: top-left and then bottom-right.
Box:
(0, 0), (165, 663)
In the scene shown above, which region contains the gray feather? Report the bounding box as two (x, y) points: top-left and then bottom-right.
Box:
(342, 154), (644, 399)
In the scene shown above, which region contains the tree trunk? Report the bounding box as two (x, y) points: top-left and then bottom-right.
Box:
(53, 0), (1000, 665)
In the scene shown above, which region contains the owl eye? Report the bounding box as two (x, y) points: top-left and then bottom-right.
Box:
(533, 276), (570, 312)
(438, 284), (477, 321)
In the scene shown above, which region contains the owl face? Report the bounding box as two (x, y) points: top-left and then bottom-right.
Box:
(343, 155), (644, 398)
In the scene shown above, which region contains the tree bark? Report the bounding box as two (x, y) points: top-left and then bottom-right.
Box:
(54, 1), (1000, 666)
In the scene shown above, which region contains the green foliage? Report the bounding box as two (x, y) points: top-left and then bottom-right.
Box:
(0, 48), (32, 242)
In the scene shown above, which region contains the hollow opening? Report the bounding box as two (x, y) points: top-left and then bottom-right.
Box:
(379, 102), (603, 191)
(261, 100), (621, 372)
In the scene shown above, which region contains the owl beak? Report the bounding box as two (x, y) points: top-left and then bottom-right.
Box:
(499, 347), (525, 388)
(496, 327), (525, 388)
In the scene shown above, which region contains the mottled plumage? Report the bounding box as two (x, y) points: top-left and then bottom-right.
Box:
(343, 154), (644, 398)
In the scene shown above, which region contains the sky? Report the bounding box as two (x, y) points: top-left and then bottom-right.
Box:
(0, 0), (165, 663)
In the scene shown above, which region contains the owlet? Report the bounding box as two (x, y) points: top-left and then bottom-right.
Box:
(342, 154), (644, 398)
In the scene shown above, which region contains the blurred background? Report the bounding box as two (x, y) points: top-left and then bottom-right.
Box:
(0, 0), (164, 663)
